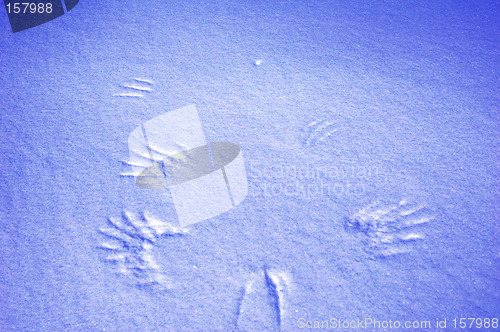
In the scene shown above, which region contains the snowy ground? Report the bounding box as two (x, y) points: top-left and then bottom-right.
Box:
(0, 0), (498, 330)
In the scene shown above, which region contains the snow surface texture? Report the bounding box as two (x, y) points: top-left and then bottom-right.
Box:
(0, 0), (499, 330)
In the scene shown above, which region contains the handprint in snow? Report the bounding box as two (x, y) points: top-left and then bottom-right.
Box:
(98, 211), (187, 289)
(345, 199), (434, 259)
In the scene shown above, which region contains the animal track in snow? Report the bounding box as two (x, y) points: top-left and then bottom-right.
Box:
(98, 211), (188, 289)
(113, 78), (154, 98)
(235, 268), (292, 331)
(300, 119), (341, 147)
(346, 199), (434, 259)
(120, 142), (190, 179)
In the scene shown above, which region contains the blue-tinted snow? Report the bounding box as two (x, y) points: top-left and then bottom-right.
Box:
(0, 0), (498, 330)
